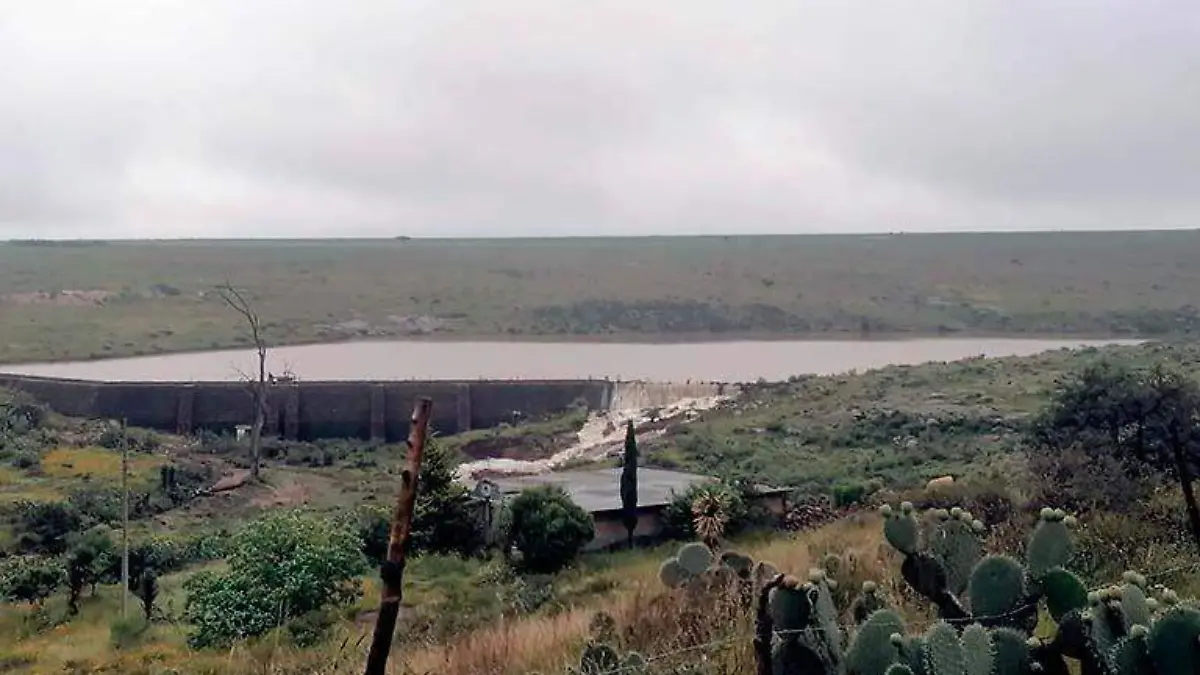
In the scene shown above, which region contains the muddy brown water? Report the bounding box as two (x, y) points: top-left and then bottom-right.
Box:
(0, 338), (1140, 383)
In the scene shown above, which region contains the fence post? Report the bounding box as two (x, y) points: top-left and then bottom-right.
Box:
(363, 397), (433, 675)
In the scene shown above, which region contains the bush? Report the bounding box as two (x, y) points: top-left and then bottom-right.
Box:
(109, 615), (149, 650)
(183, 510), (366, 648)
(285, 609), (336, 648)
(98, 426), (160, 453)
(660, 480), (752, 541)
(357, 441), (485, 562)
(12, 500), (82, 555)
(831, 482), (870, 508)
(0, 555), (64, 605)
(503, 486), (594, 574)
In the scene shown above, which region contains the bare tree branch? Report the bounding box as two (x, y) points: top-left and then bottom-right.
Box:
(216, 281), (269, 481)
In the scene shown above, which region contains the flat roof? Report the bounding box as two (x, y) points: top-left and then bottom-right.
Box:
(480, 467), (713, 513)
(474, 467), (790, 514)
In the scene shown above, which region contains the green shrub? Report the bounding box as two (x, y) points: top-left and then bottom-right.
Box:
(0, 555), (64, 605)
(284, 609), (336, 648)
(661, 480), (752, 541)
(831, 482), (870, 508)
(109, 615), (149, 650)
(12, 500), (82, 555)
(98, 426), (160, 453)
(503, 486), (594, 574)
(183, 510), (366, 648)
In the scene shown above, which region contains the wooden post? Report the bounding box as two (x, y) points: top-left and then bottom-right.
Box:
(120, 418), (130, 620)
(364, 397), (433, 675)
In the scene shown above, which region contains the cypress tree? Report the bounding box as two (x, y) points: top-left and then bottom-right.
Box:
(620, 420), (639, 549)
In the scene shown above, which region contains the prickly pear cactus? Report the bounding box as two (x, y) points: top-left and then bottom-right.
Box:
(844, 609), (904, 675)
(960, 624), (993, 675)
(928, 509), (983, 596)
(1148, 605), (1200, 675)
(770, 577), (814, 632)
(1026, 508), (1074, 581)
(967, 555), (1026, 619)
(989, 628), (1034, 675)
(1118, 571), (1153, 630)
(852, 581), (889, 624)
(881, 503), (920, 555)
(923, 621), (966, 675)
(678, 542), (714, 574)
(1041, 568), (1088, 622)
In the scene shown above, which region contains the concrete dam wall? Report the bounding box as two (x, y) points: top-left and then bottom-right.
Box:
(0, 375), (726, 441)
(0, 374), (617, 441)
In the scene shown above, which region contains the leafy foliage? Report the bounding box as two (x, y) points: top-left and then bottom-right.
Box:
(356, 441), (484, 562)
(504, 485), (594, 574)
(183, 510), (366, 648)
(0, 555), (64, 605)
(65, 526), (118, 613)
(621, 421), (639, 548)
(11, 500), (82, 555)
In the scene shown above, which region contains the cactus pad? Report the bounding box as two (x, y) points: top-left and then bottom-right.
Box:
(990, 628), (1033, 675)
(846, 609), (905, 675)
(884, 508), (921, 555)
(884, 666), (915, 675)
(924, 621), (966, 675)
(1119, 579), (1153, 630)
(961, 624), (993, 675)
(1026, 512), (1072, 580)
(770, 583), (814, 632)
(659, 559), (689, 588)
(1041, 568), (1088, 621)
(1148, 606), (1200, 675)
(929, 516), (983, 596)
(968, 555), (1026, 618)
(720, 550), (754, 577)
(677, 542), (714, 575)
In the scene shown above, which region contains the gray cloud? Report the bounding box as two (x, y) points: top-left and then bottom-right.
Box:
(2, 0), (1198, 238)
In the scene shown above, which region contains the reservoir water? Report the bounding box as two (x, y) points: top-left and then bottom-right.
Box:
(0, 338), (1140, 383)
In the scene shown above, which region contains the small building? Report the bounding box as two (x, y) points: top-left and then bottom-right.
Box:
(470, 467), (790, 551)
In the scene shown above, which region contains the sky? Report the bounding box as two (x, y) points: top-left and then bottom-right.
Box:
(2, 1), (1198, 239)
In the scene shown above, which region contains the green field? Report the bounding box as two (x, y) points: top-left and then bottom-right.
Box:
(2, 231), (1200, 363)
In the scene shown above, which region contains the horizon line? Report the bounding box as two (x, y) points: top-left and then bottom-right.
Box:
(5, 226), (1200, 244)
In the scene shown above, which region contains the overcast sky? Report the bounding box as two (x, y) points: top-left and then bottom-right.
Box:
(2, 1), (1197, 239)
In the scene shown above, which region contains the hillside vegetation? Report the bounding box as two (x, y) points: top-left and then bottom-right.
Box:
(1, 342), (1199, 673)
(3, 232), (1200, 362)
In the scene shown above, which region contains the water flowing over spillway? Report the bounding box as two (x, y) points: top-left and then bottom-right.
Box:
(454, 381), (729, 482)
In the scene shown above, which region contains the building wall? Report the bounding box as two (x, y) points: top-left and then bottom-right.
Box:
(0, 374), (613, 441)
(590, 509), (667, 551)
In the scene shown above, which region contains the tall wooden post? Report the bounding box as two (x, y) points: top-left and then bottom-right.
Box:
(120, 418), (130, 620)
(364, 398), (433, 675)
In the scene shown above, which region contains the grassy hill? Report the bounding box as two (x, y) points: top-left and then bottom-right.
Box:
(3, 231), (1200, 362)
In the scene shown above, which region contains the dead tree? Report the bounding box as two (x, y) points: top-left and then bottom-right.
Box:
(215, 282), (268, 481)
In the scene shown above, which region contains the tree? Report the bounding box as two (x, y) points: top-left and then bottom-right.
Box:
(620, 420), (639, 549)
(65, 526), (118, 614)
(356, 441), (484, 562)
(183, 510), (366, 648)
(216, 282), (269, 481)
(1031, 360), (1200, 549)
(132, 569), (158, 621)
(504, 486), (594, 573)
